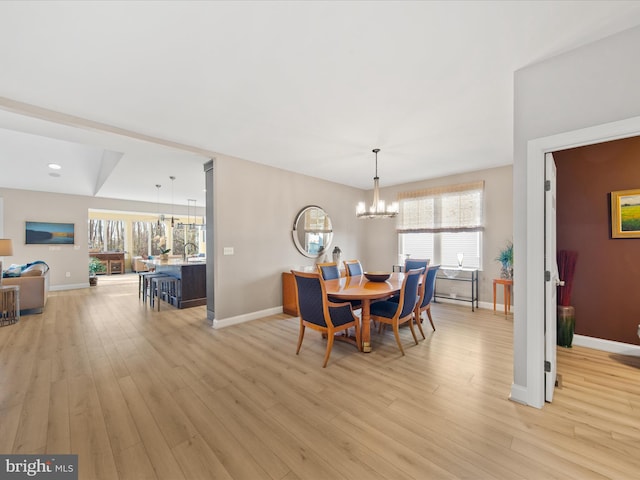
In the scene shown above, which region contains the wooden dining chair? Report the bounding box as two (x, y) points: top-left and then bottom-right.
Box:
(316, 262), (340, 280)
(414, 265), (440, 338)
(291, 270), (361, 367)
(369, 267), (423, 355)
(343, 259), (363, 276)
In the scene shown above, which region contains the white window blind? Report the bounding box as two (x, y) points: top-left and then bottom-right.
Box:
(397, 181), (484, 233)
(397, 181), (484, 269)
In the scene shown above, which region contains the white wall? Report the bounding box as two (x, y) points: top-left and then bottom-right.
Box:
(513, 25), (640, 407)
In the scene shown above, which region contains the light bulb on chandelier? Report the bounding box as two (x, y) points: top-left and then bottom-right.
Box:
(356, 148), (398, 219)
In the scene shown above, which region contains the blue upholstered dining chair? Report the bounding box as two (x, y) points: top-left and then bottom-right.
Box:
(405, 258), (429, 272)
(369, 267), (424, 355)
(343, 259), (363, 276)
(292, 270), (361, 367)
(316, 262), (340, 280)
(414, 265), (440, 338)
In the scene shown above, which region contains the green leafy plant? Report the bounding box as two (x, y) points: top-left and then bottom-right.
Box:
(495, 241), (513, 268)
(89, 257), (107, 276)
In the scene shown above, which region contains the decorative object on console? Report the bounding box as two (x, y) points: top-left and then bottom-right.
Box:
(495, 240), (513, 279)
(356, 148), (399, 219)
(557, 250), (578, 348)
(332, 246), (341, 265)
(0, 239), (14, 286)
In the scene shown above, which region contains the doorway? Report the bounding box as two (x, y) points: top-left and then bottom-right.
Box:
(520, 114), (640, 408)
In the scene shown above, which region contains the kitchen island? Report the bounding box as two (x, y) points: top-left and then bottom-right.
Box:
(145, 259), (206, 309)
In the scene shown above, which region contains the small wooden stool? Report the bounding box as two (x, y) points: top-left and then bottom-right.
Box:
(493, 278), (513, 315)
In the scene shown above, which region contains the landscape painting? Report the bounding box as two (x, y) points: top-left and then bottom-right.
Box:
(25, 221), (75, 245)
(611, 189), (640, 238)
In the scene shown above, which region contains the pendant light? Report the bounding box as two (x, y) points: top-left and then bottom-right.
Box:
(155, 184), (162, 227)
(169, 176), (176, 227)
(356, 148), (399, 218)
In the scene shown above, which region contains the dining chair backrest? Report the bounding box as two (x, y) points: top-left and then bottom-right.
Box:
(344, 260), (363, 276)
(317, 262), (340, 280)
(293, 271), (328, 327)
(399, 268), (424, 318)
(419, 265), (440, 308)
(405, 258), (430, 272)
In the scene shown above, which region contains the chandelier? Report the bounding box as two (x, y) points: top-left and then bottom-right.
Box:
(356, 148), (398, 219)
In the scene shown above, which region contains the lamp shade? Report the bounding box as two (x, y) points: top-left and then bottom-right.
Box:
(0, 239), (13, 256)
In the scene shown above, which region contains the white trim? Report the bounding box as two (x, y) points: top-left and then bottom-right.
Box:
(50, 283), (90, 291)
(520, 114), (640, 408)
(212, 306), (284, 329)
(573, 334), (640, 357)
(509, 383), (528, 405)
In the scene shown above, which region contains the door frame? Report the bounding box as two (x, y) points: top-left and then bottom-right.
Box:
(522, 115), (640, 408)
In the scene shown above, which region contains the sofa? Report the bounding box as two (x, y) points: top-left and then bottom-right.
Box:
(2, 262), (50, 313)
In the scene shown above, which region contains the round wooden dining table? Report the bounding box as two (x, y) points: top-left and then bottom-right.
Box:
(323, 272), (405, 353)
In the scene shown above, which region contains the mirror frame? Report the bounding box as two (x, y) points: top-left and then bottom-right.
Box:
(291, 205), (333, 258)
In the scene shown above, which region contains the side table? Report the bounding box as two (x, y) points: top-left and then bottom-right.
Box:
(493, 278), (513, 315)
(0, 284), (20, 326)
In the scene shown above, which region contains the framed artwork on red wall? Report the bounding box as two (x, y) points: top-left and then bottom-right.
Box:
(610, 189), (640, 238)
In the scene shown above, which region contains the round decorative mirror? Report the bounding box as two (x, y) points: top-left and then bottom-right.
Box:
(292, 205), (333, 258)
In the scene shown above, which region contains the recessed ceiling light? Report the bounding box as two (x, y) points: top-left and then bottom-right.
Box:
(49, 172), (61, 178)
(48, 163), (62, 170)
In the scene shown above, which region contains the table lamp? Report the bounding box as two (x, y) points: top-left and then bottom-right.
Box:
(0, 238), (14, 286)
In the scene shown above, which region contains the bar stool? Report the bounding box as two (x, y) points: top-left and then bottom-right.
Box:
(140, 272), (168, 304)
(151, 276), (180, 311)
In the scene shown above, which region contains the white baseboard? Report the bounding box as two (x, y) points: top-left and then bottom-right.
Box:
(212, 306), (284, 329)
(50, 283), (89, 291)
(572, 334), (640, 357)
(509, 383), (529, 406)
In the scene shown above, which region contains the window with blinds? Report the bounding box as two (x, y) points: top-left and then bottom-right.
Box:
(397, 181), (484, 269)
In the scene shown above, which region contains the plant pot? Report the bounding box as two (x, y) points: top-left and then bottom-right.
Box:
(89, 276), (98, 287)
(557, 305), (575, 348)
(160, 253), (169, 261)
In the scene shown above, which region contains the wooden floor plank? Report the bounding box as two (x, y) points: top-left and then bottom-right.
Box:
(0, 273), (638, 479)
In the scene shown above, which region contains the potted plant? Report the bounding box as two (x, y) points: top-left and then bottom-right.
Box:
(557, 250), (578, 347)
(495, 241), (513, 279)
(89, 257), (107, 286)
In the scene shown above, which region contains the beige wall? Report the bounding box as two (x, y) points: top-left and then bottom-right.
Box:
(212, 154), (365, 319)
(0, 187), (202, 288)
(212, 154), (512, 320)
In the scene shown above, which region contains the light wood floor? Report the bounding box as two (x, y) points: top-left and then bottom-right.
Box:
(1, 274), (639, 479)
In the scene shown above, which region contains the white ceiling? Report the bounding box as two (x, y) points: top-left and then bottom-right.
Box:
(1, 1), (640, 206)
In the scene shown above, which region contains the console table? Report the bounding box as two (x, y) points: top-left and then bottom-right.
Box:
(90, 252), (125, 274)
(434, 267), (479, 311)
(0, 285), (20, 326)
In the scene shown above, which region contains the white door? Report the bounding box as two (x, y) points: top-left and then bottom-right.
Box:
(545, 152), (559, 402)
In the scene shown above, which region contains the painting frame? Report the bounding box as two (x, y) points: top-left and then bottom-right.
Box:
(25, 221), (75, 245)
(610, 189), (640, 238)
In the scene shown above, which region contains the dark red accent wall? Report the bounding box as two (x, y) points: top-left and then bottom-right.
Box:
(554, 136), (640, 345)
